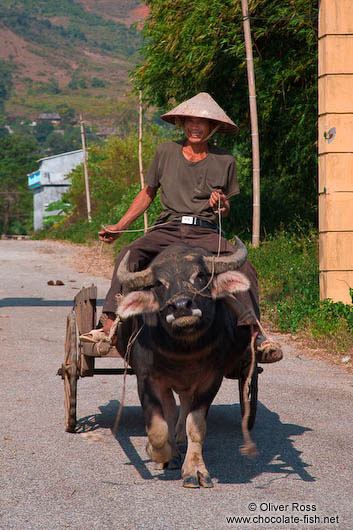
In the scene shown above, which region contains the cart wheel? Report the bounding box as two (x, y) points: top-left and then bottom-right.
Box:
(238, 364), (258, 431)
(62, 310), (80, 432)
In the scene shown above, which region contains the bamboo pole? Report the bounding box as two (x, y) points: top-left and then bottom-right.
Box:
(241, 0), (260, 247)
(138, 90), (148, 232)
(79, 114), (92, 223)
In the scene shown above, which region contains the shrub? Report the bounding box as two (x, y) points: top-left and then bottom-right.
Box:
(247, 230), (353, 352)
(91, 77), (106, 88)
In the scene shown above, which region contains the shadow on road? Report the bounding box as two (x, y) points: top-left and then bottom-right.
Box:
(206, 402), (315, 485)
(77, 400), (154, 480)
(76, 399), (315, 486)
(0, 297), (105, 307)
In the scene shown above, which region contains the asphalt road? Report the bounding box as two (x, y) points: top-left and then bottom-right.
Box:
(0, 240), (352, 530)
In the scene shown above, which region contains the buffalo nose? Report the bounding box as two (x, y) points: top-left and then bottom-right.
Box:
(172, 297), (193, 312)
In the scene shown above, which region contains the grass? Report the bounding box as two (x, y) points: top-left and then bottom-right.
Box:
(247, 230), (353, 354)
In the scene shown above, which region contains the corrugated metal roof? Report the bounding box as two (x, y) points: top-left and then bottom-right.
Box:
(37, 149), (83, 163)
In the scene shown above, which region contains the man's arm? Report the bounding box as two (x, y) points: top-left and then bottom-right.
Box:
(98, 185), (158, 243)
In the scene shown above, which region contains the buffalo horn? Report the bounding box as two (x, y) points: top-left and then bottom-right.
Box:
(203, 236), (247, 274)
(116, 251), (154, 290)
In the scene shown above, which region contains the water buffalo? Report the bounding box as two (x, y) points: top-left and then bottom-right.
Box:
(116, 240), (253, 488)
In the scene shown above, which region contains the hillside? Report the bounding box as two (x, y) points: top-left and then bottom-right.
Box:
(0, 0), (148, 124)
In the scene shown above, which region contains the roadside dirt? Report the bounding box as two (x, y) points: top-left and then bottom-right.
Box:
(58, 239), (353, 374)
(68, 240), (115, 279)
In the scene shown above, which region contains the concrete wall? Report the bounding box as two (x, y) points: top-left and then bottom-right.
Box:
(318, 0), (353, 304)
(39, 150), (84, 185)
(33, 185), (70, 231)
(30, 150), (84, 231)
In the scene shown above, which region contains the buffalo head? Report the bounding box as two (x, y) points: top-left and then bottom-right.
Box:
(116, 238), (250, 341)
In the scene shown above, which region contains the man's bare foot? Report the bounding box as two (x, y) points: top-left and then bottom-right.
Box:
(255, 332), (283, 363)
(102, 313), (115, 335)
(102, 313), (118, 345)
(79, 329), (110, 343)
(79, 312), (118, 345)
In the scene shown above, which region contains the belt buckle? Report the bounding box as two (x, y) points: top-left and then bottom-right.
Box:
(181, 216), (194, 225)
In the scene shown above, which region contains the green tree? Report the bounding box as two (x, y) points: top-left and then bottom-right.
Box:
(134, 0), (318, 238)
(35, 119), (54, 143)
(0, 134), (39, 234)
(0, 116), (10, 139)
(45, 77), (61, 94)
(91, 77), (106, 88)
(68, 71), (88, 91)
(0, 59), (15, 114)
(55, 104), (76, 125)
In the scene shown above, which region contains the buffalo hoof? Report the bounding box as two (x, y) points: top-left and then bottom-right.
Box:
(182, 472), (213, 488)
(197, 471), (214, 488)
(153, 462), (166, 470)
(183, 476), (200, 488)
(182, 472), (214, 488)
(167, 456), (182, 470)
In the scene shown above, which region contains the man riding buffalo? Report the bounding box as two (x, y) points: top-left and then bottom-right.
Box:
(80, 92), (282, 364)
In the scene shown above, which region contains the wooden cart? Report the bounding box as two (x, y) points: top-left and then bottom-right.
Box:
(57, 285), (261, 433)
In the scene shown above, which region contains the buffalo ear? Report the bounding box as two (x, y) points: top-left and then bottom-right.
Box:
(118, 291), (159, 319)
(211, 271), (250, 299)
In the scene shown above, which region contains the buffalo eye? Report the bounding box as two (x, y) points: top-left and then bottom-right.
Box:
(189, 270), (208, 285)
(155, 278), (169, 289)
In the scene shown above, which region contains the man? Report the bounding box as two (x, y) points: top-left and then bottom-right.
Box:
(80, 92), (282, 363)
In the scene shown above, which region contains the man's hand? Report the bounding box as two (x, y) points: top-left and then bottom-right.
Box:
(209, 189), (229, 215)
(98, 225), (121, 244)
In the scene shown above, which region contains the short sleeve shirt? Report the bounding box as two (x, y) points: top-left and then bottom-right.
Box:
(145, 140), (239, 224)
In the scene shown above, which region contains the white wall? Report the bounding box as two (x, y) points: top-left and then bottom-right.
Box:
(33, 185), (70, 231)
(39, 150), (84, 185)
(31, 150), (84, 231)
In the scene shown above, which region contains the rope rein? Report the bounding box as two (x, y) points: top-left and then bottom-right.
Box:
(112, 323), (145, 435)
(240, 324), (258, 458)
(102, 186), (225, 234)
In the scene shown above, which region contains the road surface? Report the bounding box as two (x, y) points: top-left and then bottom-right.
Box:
(0, 240), (352, 530)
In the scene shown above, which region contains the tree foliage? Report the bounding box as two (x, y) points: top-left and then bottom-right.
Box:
(44, 126), (172, 244)
(135, 0), (318, 237)
(0, 134), (39, 234)
(0, 60), (16, 114)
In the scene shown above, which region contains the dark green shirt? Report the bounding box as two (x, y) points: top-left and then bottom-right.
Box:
(145, 140), (239, 224)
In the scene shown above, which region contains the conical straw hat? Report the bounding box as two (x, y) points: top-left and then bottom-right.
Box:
(160, 92), (238, 134)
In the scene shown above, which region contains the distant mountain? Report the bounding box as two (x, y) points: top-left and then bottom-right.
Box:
(0, 0), (148, 124)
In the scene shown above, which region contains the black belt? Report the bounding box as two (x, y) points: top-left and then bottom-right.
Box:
(178, 216), (220, 232)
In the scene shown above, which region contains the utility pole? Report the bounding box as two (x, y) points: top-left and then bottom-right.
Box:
(79, 114), (92, 223)
(139, 90), (148, 232)
(241, 0), (260, 247)
(318, 0), (353, 304)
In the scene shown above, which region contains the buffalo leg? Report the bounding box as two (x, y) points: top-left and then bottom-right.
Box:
(138, 376), (173, 465)
(182, 407), (213, 488)
(175, 392), (192, 446)
(145, 411), (172, 464)
(140, 377), (181, 466)
(160, 388), (182, 470)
